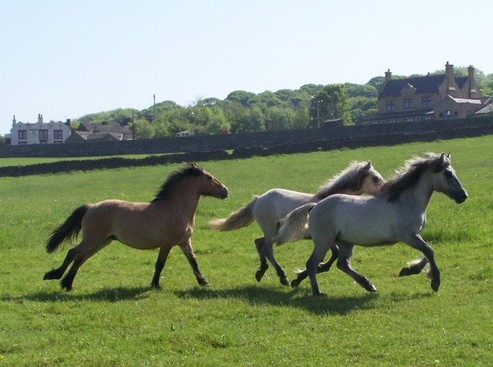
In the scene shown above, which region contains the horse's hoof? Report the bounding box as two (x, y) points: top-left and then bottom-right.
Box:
(313, 292), (327, 297)
(60, 277), (73, 291)
(61, 283), (72, 292)
(44, 270), (61, 280)
(291, 279), (300, 288)
(150, 283), (163, 290)
(255, 270), (264, 283)
(280, 277), (289, 286)
(431, 279), (440, 292)
(399, 267), (412, 277)
(366, 284), (377, 292)
(399, 267), (422, 277)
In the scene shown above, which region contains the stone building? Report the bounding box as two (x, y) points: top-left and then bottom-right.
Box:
(366, 62), (487, 123)
(9, 114), (72, 145)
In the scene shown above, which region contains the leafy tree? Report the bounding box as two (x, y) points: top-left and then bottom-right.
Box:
(268, 107), (296, 130)
(344, 83), (377, 98)
(233, 105), (265, 133)
(140, 100), (181, 121)
(153, 121), (169, 138)
(226, 90), (256, 107)
(130, 119), (155, 139)
(76, 108), (138, 126)
(311, 84), (352, 126)
(293, 102), (310, 129)
(349, 96), (377, 123)
(162, 108), (194, 136)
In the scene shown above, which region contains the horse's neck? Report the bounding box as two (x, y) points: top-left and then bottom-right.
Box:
(160, 187), (202, 220)
(315, 183), (359, 200)
(401, 173), (434, 213)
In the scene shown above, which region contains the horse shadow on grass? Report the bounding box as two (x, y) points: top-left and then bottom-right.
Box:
(2, 286), (151, 304)
(174, 285), (384, 316)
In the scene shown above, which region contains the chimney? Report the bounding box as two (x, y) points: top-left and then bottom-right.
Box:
(384, 69), (392, 83)
(12, 115), (16, 126)
(445, 61), (455, 95)
(468, 65), (476, 98)
(38, 114), (44, 124)
(445, 61), (454, 78)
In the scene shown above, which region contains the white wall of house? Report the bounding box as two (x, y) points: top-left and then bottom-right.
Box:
(10, 114), (72, 145)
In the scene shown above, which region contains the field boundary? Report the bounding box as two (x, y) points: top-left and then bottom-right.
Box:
(1, 121), (492, 177)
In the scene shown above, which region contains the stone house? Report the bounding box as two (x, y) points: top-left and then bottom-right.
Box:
(365, 62), (487, 123)
(9, 114), (72, 145)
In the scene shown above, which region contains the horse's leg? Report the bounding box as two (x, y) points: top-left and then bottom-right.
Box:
(254, 237), (269, 282)
(44, 248), (77, 280)
(306, 239), (333, 296)
(60, 239), (110, 291)
(336, 244), (377, 293)
(291, 245), (339, 288)
(262, 238), (289, 286)
(151, 245), (173, 289)
(399, 257), (429, 277)
(316, 244), (339, 274)
(180, 240), (208, 286)
(404, 234), (440, 291)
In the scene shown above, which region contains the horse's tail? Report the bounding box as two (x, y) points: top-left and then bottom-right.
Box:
(275, 203), (316, 245)
(46, 205), (89, 253)
(208, 196), (259, 231)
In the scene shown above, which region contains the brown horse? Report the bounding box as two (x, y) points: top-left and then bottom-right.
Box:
(43, 163), (228, 291)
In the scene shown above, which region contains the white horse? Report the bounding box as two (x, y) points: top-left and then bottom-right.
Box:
(276, 153), (468, 295)
(209, 161), (385, 285)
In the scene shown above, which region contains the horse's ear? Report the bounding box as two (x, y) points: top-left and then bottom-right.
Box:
(439, 153), (445, 163)
(446, 153), (451, 159)
(365, 161), (372, 169)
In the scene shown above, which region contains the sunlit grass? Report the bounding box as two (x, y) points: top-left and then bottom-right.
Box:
(0, 136), (492, 366)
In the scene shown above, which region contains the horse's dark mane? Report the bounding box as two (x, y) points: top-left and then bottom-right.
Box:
(314, 161), (371, 200)
(152, 163), (204, 202)
(380, 153), (449, 202)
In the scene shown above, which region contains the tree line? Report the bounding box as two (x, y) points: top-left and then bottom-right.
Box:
(74, 67), (493, 139)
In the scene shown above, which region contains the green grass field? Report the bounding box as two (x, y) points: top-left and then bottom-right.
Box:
(1, 136), (492, 366)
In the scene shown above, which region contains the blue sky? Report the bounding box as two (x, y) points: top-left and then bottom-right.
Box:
(1, 0), (491, 134)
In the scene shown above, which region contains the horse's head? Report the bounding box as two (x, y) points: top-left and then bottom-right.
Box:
(432, 153), (468, 204)
(360, 161), (385, 195)
(196, 165), (229, 199)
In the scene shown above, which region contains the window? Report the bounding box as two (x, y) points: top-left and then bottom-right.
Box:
(54, 130), (63, 140)
(404, 99), (413, 109)
(39, 129), (49, 141)
(421, 97), (431, 108)
(18, 130), (27, 140)
(386, 100), (395, 112)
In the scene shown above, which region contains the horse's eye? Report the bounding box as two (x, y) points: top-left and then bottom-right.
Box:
(444, 170), (452, 178)
(372, 176), (381, 183)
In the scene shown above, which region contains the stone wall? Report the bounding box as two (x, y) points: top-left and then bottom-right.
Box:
(0, 116), (492, 159)
(1, 117), (492, 177)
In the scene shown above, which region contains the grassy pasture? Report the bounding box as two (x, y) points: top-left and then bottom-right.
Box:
(0, 136), (492, 366)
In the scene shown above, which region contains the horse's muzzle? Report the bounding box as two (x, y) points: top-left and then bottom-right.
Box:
(218, 187), (229, 199)
(455, 189), (468, 204)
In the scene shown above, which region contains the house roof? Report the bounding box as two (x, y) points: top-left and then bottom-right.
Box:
(475, 95), (493, 115)
(69, 131), (124, 142)
(77, 122), (132, 140)
(379, 75), (446, 98)
(447, 96), (482, 105)
(455, 76), (469, 89)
